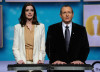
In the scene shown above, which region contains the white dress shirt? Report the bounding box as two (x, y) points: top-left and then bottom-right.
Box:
(62, 22), (72, 38)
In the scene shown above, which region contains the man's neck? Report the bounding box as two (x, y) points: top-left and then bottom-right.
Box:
(63, 21), (72, 25)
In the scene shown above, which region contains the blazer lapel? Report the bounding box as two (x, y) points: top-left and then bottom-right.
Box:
(22, 27), (26, 55)
(33, 25), (38, 54)
(21, 25), (38, 60)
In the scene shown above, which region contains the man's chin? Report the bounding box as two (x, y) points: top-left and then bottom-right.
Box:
(64, 21), (71, 24)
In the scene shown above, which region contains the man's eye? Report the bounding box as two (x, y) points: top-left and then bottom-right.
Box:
(68, 12), (72, 14)
(63, 12), (66, 14)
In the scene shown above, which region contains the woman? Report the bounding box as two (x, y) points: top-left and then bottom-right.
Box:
(12, 3), (46, 72)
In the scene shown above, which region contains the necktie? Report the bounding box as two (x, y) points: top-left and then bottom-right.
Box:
(65, 26), (70, 52)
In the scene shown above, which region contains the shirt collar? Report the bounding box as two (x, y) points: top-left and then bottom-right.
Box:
(62, 22), (72, 28)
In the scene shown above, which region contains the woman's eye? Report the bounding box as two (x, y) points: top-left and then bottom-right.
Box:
(31, 9), (34, 11)
(25, 9), (29, 12)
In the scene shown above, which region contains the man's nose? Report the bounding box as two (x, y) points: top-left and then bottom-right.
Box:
(66, 13), (69, 16)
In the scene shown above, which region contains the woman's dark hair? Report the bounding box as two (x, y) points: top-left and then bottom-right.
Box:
(19, 3), (39, 27)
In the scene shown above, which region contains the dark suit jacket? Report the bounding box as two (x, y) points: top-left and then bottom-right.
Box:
(46, 22), (90, 64)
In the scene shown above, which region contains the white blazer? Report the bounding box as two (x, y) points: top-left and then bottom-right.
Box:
(12, 23), (46, 64)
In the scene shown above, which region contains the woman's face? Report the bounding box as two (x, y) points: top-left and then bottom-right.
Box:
(25, 6), (34, 20)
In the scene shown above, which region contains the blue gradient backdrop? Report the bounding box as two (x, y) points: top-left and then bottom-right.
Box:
(0, 1), (100, 61)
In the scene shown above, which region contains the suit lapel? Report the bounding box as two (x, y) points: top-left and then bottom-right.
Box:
(58, 22), (65, 40)
(70, 23), (76, 40)
(65, 22), (75, 59)
(69, 23), (76, 50)
(58, 22), (76, 42)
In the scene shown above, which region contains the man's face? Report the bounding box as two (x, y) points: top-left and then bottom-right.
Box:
(60, 7), (74, 24)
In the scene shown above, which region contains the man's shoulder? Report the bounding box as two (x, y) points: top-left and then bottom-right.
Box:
(49, 22), (61, 28)
(73, 22), (85, 29)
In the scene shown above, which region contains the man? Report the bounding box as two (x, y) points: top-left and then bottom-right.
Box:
(46, 5), (90, 72)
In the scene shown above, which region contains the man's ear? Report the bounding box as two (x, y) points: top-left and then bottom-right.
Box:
(72, 13), (74, 18)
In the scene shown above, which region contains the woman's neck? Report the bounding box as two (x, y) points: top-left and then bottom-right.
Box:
(26, 19), (33, 31)
(26, 19), (33, 25)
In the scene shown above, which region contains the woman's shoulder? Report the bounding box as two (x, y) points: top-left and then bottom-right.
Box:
(14, 24), (22, 28)
(14, 24), (22, 30)
(38, 23), (45, 27)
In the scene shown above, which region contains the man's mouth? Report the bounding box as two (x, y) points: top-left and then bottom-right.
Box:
(66, 17), (69, 19)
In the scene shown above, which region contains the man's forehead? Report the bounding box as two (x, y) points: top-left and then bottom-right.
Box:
(62, 7), (72, 10)
(61, 6), (73, 13)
